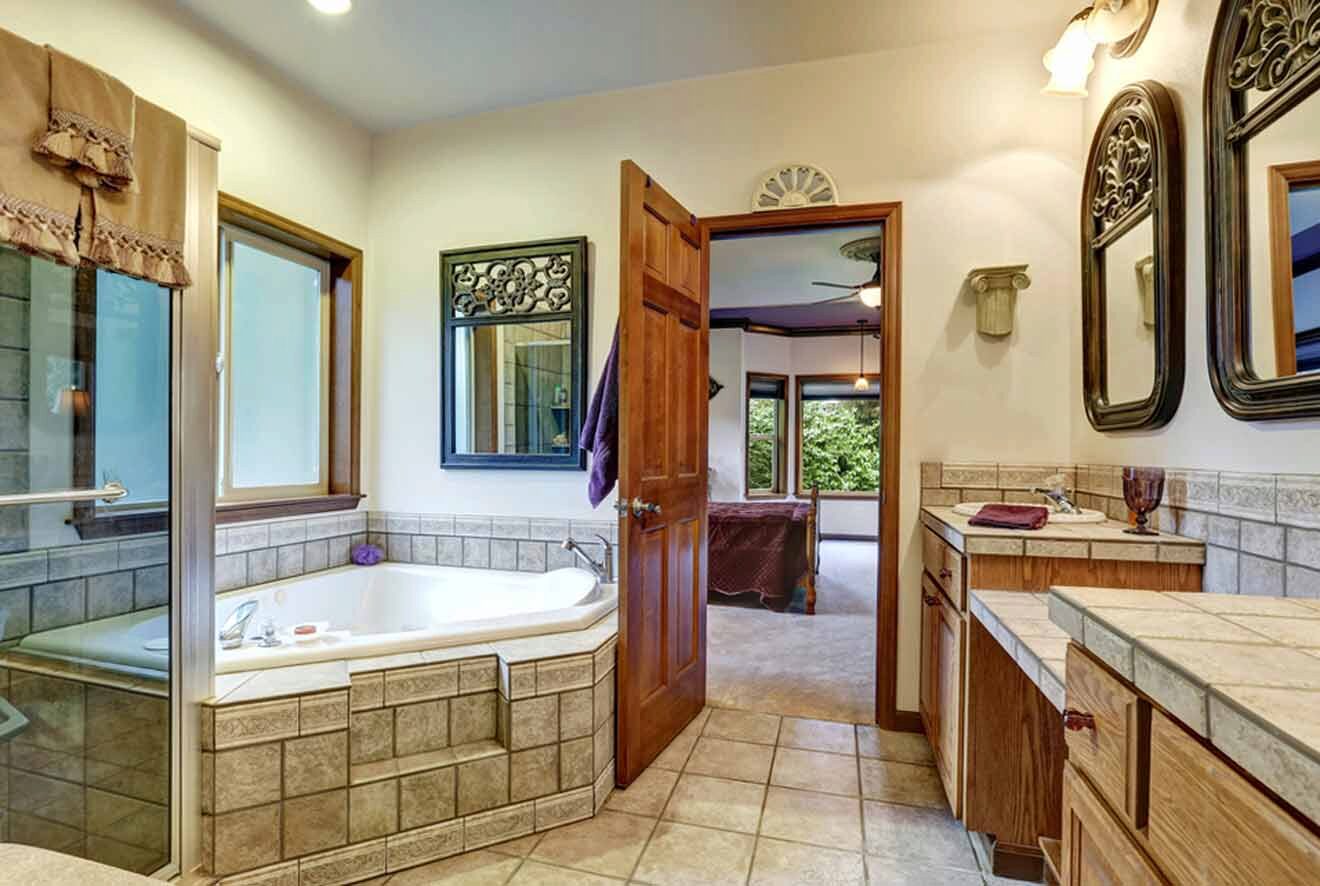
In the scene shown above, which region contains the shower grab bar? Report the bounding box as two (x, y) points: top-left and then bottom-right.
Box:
(0, 481), (128, 508)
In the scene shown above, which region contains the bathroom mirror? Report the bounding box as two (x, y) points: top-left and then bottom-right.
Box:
(440, 237), (588, 469)
(1083, 81), (1185, 430)
(1207, 0), (1320, 418)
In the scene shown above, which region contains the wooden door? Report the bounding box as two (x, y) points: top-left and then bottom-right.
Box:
(1062, 764), (1166, 886)
(615, 160), (708, 785)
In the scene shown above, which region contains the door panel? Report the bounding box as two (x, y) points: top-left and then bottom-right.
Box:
(617, 160), (708, 784)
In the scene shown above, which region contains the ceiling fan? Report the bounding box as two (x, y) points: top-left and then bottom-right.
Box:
(810, 236), (884, 308)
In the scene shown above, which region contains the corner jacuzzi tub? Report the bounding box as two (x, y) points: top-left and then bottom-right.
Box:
(17, 564), (617, 676)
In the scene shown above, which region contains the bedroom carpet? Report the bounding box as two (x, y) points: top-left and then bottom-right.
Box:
(707, 540), (877, 724)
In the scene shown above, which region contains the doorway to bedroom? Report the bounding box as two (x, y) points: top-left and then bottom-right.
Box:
(702, 210), (899, 727)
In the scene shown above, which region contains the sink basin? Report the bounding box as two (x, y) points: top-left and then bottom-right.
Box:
(952, 502), (1108, 524)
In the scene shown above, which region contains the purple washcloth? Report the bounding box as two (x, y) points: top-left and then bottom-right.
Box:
(967, 504), (1050, 531)
(580, 323), (619, 508)
(351, 543), (384, 566)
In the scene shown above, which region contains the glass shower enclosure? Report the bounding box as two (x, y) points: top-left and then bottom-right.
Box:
(0, 243), (173, 875)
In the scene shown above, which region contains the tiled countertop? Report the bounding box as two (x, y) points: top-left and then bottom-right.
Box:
(1049, 586), (1320, 824)
(969, 590), (1070, 711)
(0, 844), (157, 884)
(921, 506), (1204, 564)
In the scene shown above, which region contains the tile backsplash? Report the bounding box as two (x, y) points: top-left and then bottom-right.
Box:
(923, 461), (1320, 598)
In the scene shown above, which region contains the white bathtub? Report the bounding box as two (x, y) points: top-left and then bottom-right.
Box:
(17, 564), (617, 676)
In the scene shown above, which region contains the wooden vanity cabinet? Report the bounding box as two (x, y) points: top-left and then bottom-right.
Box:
(919, 572), (964, 817)
(1061, 763), (1167, 886)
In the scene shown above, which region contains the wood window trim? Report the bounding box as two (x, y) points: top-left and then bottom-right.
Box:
(744, 371), (788, 497)
(70, 194), (364, 539)
(1268, 160), (1320, 378)
(793, 372), (882, 499)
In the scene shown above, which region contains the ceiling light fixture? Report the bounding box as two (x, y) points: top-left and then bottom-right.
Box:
(1043, 1), (1157, 97)
(858, 271), (884, 309)
(307, 0), (352, 15)
(854, 320), (871, 393)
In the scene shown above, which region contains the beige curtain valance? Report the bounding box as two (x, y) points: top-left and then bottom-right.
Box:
(0, 26), (192, 288)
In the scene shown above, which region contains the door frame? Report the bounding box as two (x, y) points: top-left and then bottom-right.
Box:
(699, 202), (913, 732)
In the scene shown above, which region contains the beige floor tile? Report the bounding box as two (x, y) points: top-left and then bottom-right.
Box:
(529, 810), (656, 878)
(777, 717), (857, 755)
(384, 849), (521, 884)
(759, 786), (863, 851)
(859, 759), (947, 809)
(650, 734), (696, 772)
(862, 801), (977, 871)
(603, 766), (678, 817)
(865, 856), (984, 885)
(507, 861), (625, 884)
(703, 708), (781, 745)
(488, 832), (544, 857)
(750, 837), (866, 886)
(633, 821), (755, 886)
(661, 773), (765, 834)
(683, 737), (774, 784)
(856, 727), (935, 766)
(770, 747), (860, 796)
(678, 707), (711, 740)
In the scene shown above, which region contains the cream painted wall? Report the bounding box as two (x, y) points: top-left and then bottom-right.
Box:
(0, 0), (371, 246)
(1077, 0), (1320, 468)
(708, 329), (744, 502)
(367, 34), (1083, 711)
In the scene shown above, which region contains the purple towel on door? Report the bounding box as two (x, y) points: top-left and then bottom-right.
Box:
(580, 324), (619, 508)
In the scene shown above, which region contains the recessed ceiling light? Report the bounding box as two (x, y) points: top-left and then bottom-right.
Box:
(307, 0), (351, 15)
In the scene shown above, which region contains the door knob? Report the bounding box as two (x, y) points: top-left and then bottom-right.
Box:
(614, 498), (662, 518)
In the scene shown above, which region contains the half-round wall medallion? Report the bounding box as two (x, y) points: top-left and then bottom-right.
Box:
(752, 164), (838, 212)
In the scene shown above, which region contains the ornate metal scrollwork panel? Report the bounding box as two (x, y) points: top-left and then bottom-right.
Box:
(1228, 0), (1320, 94)
(451, 250), (576, 318)
(1091, 95), (1156, 234)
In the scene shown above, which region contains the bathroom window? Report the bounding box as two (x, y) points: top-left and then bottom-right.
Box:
(214, 195), (364, 520)
(218, 224), (330, 501)
(745, 373), (787, 497)
(795, 374), (881, 497)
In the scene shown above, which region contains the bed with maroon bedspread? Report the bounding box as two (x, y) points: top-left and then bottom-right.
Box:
(708, 500), (814, 612)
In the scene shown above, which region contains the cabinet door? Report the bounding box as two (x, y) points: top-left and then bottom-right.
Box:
(919, 575), (940, 751)
(1062, 763), (1166, 886)
(934, 589), (964, 818)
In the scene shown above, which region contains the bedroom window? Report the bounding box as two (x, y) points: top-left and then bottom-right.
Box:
(745, 373), (787, 497)
(796, 374), (881, 497)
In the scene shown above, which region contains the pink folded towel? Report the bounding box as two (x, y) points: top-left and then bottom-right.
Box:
(968, 504), (1050, 531)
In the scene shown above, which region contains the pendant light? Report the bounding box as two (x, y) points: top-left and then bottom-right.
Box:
(853, 320), (870, 392)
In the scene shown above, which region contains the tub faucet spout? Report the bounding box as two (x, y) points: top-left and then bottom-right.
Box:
(561, 535), (614, 583)
(219, 600), (259, 650)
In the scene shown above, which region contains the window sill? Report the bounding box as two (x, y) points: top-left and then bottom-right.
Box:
(745, 492), (789, 500)
(799, 491), (881, 501)
(217, 493), (365, 525)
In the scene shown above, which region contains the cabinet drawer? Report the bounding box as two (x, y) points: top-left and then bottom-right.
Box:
(1064, 644), (1147, 830)
(922, 527), (965, 610)
(1062, 762), (1166, 885)
(1148, 710), (1320, 885)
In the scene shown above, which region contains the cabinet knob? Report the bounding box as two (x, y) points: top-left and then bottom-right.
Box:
(922, 593), (940, 606)
(938, 567), (953, 580)
(1063, 709), (1096, 732)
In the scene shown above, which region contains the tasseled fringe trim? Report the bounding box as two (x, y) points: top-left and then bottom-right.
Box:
(0, 191), (80, 268)
(89, 219), (192, 288)
(33, 108), (135, 191)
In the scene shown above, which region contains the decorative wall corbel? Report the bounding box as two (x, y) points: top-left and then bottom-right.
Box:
(966, 265), (1032, 336)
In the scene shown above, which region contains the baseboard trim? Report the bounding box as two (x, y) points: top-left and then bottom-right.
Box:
(821, 533), (878, 542)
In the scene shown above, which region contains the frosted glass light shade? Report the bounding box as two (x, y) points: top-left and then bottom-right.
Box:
(1086, 0), (1150, 44)
(853, 376), (871, 392)
(858, 284), (883, 308)
(1042, 16), (1097, 97)
(307, 0), (351, 14)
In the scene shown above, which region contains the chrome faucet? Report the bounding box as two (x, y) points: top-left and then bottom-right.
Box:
(1033, 475), (1079, 514)
(219, 600), (259, 650)
(561, 534), (614, 583)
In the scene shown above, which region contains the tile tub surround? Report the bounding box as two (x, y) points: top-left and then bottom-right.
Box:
(0, 656), (170, 875)
(365, 511), (618, 575)
(216, 511), (368, 594)
(1049, 586), (1320, 824)
(920, 506), (1204, 564)
(200, 623), (619, 883)
(968, 591), (1068, 711)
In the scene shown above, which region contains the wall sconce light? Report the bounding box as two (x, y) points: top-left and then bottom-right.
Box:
(55, 386), (90, 416)
(967, 265), (1032, 337)
(1043, 1), (1158, 97)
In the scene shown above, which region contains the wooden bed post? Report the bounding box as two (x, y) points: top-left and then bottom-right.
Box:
(805, 486), (820, 614)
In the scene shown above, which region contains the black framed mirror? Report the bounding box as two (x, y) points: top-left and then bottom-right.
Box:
(440, 237), (588, 469)
(1207, 0), (1320, 420)
(1083, 80), (1186, 431)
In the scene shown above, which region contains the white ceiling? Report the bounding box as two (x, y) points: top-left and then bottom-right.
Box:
(177, 0), (1078, 132)
(709, 224), (884, 311)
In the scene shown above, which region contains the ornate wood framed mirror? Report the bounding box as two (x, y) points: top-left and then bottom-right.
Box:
(1083, 80), (1185, 431)
(1207, 0), (1320, 420)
